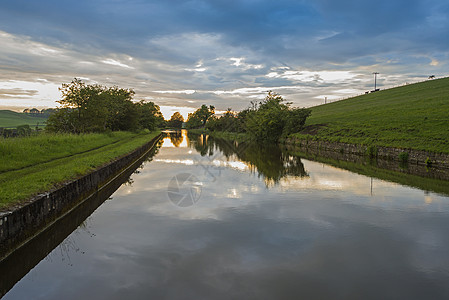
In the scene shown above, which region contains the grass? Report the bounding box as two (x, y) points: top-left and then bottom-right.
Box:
(0, 131), (160, 208)
(0, 110), (48, 128)
(290, 77), (449, 154)
(0, 131), (141, 173)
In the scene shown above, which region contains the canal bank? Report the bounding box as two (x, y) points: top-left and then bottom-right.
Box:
(285, 137), (449, 169)
(0, 133), (162, 260)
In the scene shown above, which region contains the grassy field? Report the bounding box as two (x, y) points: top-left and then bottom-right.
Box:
(0, 131), (160, 208)
(290, 77), (449, 154)
(0, 110), (48, 128)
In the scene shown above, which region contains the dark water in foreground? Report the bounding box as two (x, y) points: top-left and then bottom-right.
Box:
(2, 130), (449, 299)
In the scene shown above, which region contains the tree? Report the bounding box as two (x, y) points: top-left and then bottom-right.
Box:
(46, 108), (79, 133)
(206, 108), (238, 132)
(244, 91), (311, 142)
(168, 112), (184, 129)
(102, 86), (138, 131)
(186, 105), (215, 129)
(47, 79), (163, 133)
(245, 91), (289, 142)
(283, 108), (312, 136)
(136, 101), (164, 131)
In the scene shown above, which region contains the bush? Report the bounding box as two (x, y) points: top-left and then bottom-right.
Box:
(398, 151), (409, 163)
(366, 145), (378, 158)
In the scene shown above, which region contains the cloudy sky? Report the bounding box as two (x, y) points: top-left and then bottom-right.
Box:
(0, 0), (447, 118)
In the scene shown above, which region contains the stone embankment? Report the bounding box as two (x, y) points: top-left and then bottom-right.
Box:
(286, 138), (449, 170)
(0, 134), (162, 259)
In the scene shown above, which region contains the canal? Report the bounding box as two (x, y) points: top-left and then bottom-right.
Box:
(2, 130), (449, 299)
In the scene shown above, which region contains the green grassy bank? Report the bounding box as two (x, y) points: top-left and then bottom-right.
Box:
(0, 131), (160, 208)
(290, 77), (449, 154)
(0, 110), (48, 128)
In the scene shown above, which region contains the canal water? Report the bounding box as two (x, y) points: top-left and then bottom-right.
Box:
(2, 130), (449, 299)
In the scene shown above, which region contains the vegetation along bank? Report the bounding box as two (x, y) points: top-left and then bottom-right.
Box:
(185, 77), (449, 168)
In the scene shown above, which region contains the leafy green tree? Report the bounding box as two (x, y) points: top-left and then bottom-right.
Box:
(244, 91), (311, 142)
(245, 91), (289, 142)
(102, 86), (138, 131)
(46, 108), (79, 133)
(136, 101), (164, 131)
(167, 112), (184, 128)
(186, 105), (215, 129)
(283, 108), (312, 136)
(206, 108), (238, 132)
(48, 79), (163, 133)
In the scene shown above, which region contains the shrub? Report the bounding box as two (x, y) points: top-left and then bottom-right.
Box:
(366, 145), (378, 158)
(398, 151), (409, 163)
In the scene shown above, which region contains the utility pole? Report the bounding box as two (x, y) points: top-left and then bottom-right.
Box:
(373, 72), (379, 91)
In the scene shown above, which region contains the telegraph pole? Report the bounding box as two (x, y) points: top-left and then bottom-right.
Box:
(373, 72), (379, 91)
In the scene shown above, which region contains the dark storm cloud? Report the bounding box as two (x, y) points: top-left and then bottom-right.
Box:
(0, 0), (447, 111)
(1, 0), (443, 61)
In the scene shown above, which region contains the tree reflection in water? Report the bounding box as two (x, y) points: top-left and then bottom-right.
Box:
(187, 132), (308, 184)
(168, 131), (184, 147)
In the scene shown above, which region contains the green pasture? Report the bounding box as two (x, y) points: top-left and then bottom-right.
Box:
(0, 110), (48, 128)
(291, 77), (449, 154)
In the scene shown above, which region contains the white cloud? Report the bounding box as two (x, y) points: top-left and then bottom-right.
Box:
(154, 90), (196, 94)
(267, 70), (359, 83)
(101, 59), (134, 69)
(430, 59), (439, 66)
(0, 80), (61, 107)
(230, 57), (264, 70)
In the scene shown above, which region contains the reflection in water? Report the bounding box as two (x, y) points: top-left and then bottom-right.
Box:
(2, 131), (449, 299)
(187, 132), (308, 184)
(161, 130), (187, 148)
(168, 130), (183, 147)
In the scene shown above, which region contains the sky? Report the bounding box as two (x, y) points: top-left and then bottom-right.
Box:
(0, 0), (447, 119)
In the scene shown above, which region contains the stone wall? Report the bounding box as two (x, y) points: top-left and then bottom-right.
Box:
(286, 138), (449, 169)
(0, 134), (162, 259)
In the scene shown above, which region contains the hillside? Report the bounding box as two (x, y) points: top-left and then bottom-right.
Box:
(292, 77), (449, 154)
(0, 110), (48, 128)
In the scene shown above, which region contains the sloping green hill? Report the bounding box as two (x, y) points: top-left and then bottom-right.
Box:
(293, 77), (449, 153)
(0, 110), (48, 128)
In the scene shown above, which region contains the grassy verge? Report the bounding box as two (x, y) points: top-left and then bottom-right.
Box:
(290, 77), (449, 154)
(0, 131), (145, 173)
(0, 131), (160, 208)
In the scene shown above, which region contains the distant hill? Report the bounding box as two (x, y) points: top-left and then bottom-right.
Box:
(0, 110), (48, 128)
(294, 77), (449, 154)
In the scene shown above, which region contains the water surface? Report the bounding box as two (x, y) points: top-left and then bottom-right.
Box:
(2, 131), (449, 299)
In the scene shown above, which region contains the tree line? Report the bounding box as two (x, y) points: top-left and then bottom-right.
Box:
(23, 108), (56, 117)
(41, 79), (311, 141)
(186, 91), (311, 142)
(46, 78), (164, 133)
